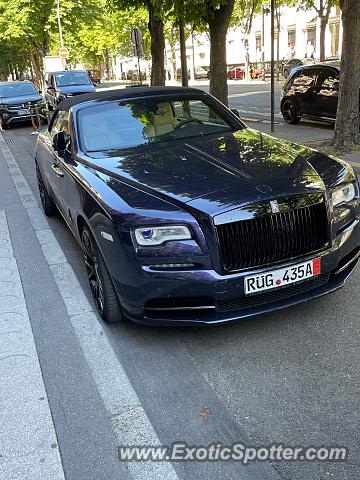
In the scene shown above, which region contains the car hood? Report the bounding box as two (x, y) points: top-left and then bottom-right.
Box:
(83, 128), (350, 215)
(58, 84), (95, 94)
(0, 93), (43, 105)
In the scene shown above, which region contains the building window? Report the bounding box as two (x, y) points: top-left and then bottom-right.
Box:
(288, 29), (296, 57)
(330, 22), (340, 56)
(306, 26), (316, 57)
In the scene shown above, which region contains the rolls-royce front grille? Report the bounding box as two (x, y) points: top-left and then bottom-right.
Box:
(216, 201), (329, 272)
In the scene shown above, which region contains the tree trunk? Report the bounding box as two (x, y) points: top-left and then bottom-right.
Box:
(149, 3), (165, 86)
(104, 48), (111, 80)
(171, 44), (177, 80)
(208, 0), (235, 105)
(319, 16), (327, 61)
(179, 22), (188, 87)
(333, 0), (360, 148)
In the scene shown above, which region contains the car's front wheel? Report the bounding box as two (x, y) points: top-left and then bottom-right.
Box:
(283, 68), (289, 78)
(81, 227), (123, 323)
(281, 99), (300, 124)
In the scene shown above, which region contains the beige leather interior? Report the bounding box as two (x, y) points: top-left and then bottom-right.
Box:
(145, 103), (179, 137)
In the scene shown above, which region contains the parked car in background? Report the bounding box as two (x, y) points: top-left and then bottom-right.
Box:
(45, 70), (95, 110)
(282, 58), (318, 78)
(35, 86), (360, 326)
(280, 62), (342, 124)
(87, 69), (101, 84)
(227, 67), (245, 80)
(194, 66), (209, 79)
(0, 81), (46, 129)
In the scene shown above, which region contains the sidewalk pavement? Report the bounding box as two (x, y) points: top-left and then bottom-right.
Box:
(0, 133), (135, 480)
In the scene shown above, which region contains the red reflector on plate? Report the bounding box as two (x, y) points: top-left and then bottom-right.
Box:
(312, 258), (321, 275)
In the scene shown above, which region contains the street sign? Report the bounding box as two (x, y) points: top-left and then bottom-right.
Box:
(131, 28), (142, 47)
(58, 47), (69, 59)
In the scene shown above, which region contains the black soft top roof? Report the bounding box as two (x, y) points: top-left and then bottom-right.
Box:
(57, 86), (203, 112)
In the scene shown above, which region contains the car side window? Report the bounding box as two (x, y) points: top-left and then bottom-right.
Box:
(317, 69), (339, 91)
(51, 111), (71, 150)
(292, 69), (318, 87)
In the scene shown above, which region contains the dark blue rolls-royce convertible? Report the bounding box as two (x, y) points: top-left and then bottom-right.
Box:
(34, 86), (360, 325)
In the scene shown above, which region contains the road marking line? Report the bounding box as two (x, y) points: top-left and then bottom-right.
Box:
(0, 133), (180, 480)
(228, 91), (270, 98)
(0, 210), (65, 480)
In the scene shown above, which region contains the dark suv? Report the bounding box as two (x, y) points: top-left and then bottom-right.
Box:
(45, 70), (95, 110)
(281, 63), (341, 124)
(0, 81), (46, 129)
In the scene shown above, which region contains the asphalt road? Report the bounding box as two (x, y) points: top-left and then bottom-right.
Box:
(1, 85), (360, 480)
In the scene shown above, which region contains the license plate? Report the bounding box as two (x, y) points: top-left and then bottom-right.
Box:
(244, 258), (321, 295)
(18, 109), (28, 115)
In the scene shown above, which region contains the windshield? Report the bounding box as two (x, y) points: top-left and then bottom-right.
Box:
(55, 72), (91, 87)
(78, 97), (240, 152)
(0, 83), (37, 98)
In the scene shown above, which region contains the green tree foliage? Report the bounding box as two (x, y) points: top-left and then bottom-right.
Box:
(108, 0), (168, 85)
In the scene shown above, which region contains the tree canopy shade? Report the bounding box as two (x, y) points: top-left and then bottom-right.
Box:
(174, 0), (235, 105)
(0, 0), (101, 86)
(107, 0), (166, 85)
(333, 0), (360, 148)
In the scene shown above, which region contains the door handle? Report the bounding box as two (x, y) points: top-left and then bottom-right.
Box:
(52, 164), (64, 177)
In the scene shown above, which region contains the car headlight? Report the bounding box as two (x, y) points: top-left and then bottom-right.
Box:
(332, 183), (356, 207)
(134, 225), (191, 246)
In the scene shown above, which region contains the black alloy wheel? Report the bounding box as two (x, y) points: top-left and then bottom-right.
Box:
(36, 164), (57, 216)
(81, 227), (123, 323)
(281, 99), (301, 124)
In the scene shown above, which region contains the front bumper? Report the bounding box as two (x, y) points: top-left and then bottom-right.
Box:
(1, 108), (47, 126)
(110, 219), (360, 326)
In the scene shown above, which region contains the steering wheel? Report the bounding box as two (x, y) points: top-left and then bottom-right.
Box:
(174, 118), (204, 130)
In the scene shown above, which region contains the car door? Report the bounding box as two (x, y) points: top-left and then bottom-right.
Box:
(291, 67), (319, 116)
(51, 111), (82, 232)
(313, 67), (339, 118)
(38, 111), (68, 212)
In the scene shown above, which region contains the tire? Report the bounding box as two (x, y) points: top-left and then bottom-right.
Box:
(283, 69), (289, 78)
(36, 164), (57, 216)
(281, 99), (301, 124)
(1, 122), (9, 130)
(81, 227), (123, 323)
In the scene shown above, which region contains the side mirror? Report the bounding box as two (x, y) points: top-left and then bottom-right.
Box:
(231, 108), (241, 118)
(52, 131), (66, 152)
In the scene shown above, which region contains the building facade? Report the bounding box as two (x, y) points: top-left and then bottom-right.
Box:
(165, 3), (341, 75)
(115, 2), (342, 81)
